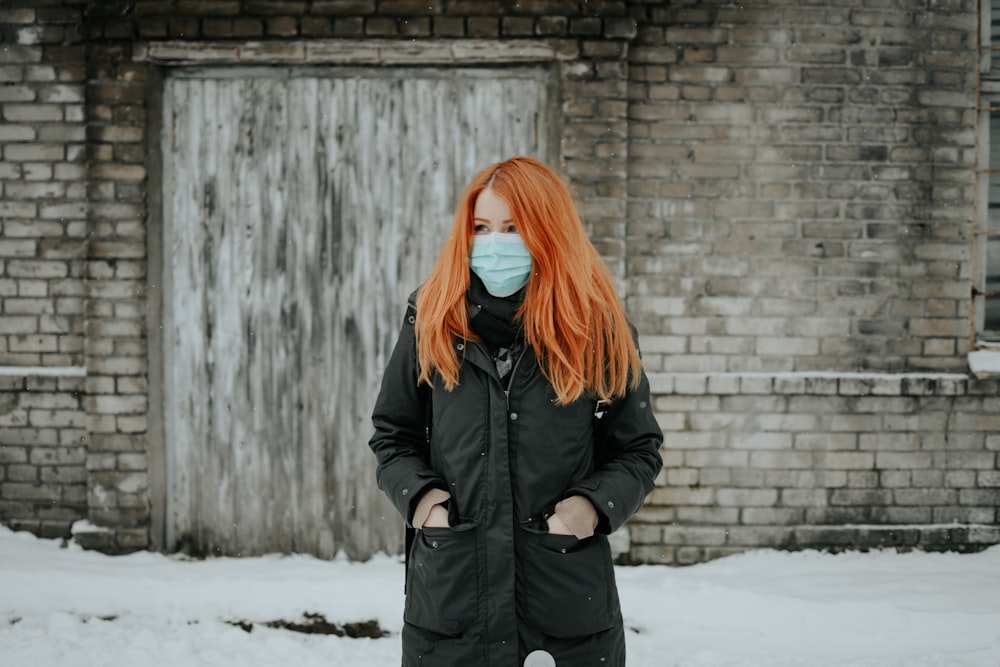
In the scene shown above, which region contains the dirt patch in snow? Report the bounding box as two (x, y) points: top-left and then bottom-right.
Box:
(227, 613), (388, 638)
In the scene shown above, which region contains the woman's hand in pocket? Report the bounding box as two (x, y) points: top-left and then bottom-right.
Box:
(545, 512), (574, 536)
(548, 496), (599, 539)
(422, 503), (450, 528)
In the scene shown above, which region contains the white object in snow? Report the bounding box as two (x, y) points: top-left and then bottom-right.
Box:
(524, 649), (556, 667)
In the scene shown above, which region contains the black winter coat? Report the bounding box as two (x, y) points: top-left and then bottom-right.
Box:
(369, 297), (663, 667)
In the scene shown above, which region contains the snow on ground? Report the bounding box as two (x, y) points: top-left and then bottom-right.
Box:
(1, 526), (998, 667)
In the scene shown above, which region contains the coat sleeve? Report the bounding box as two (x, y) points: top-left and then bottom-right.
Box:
(563, 362), (663, 535)
(368, 303), (447, 527)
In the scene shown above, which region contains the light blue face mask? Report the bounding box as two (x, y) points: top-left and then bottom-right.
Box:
(469, 232), (533, 297)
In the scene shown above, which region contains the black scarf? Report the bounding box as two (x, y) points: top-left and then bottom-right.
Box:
(467, 272), (525, 352)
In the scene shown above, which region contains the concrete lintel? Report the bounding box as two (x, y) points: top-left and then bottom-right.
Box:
(135, 42), (242, 64)
(135, 39), (577, 65)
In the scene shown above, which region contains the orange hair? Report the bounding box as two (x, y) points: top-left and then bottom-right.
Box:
(415, 156), (641, 405)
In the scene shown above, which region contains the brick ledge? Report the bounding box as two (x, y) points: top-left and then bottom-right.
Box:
(628, 523), (1000, 565)
(0, 366), (86, 377)
(646, 371), (990, 397)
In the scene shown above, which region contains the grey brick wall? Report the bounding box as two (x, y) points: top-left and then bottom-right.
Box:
(619, 0), (998, 564)
(626, 1), (978, 375)
(1, 0), (997, 563)
(1, 1), (90, 540)
(637, 372), (1000, 565)
(0, 2), (86, 369)
(0, 373), (87, 538)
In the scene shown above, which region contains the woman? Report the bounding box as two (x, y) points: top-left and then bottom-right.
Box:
(369, 156), (663, 667)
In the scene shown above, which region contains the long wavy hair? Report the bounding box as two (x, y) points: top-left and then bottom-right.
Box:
(415, 156), (641, 405)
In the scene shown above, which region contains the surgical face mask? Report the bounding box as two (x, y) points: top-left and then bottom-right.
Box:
(469, 232), (533, 297)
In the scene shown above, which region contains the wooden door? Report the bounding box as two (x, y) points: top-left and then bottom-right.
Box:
(161, 67), (550, 559)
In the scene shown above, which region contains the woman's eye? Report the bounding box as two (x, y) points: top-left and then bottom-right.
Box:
(505, 224), (517, 233)
(473, 224), (489, 234)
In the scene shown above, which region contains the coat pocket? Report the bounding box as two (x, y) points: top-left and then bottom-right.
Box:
(519, 529), (619, 639)
(404, 525), (479, 636)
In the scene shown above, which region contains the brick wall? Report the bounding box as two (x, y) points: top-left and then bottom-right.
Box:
(81, 0), (157, 552)
(1, 0), (997, 563)
(635, 372), (1000, 564)
(621, 0), (998, 564)
(627, 1), (978, 375)
(0, 2), (86, 368)
(0, 373), (88, 538)
(0, 1), (89, 539)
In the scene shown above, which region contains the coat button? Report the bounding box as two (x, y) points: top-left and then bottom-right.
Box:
(402, 488), (409, 496)
(607, 500), (614, 509)
(431, 540), (438, 548)
(510, 412), (518, 420)
(456, 343), (465, 351)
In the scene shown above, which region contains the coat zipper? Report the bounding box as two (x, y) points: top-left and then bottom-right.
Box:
(503, 345), (528, 653)
(503, 345), (529, 407)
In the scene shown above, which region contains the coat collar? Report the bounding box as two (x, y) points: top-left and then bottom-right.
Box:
(455, 338), (500, 378)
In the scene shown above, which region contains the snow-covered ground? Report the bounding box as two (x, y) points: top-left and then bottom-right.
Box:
(2, 525), (998, 666)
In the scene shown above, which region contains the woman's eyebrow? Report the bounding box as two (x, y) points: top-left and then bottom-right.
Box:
(472, 217), (515, 223)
